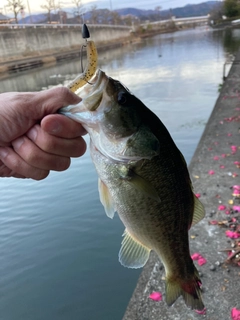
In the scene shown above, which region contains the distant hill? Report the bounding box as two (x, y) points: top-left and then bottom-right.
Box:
(169, 1), (220, 18)
(19, 14), (46, 24)
(116, 1), (221, 20)
(17, 1), (222, 24)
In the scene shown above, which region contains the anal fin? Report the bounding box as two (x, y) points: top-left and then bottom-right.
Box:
(119, 229), (151, 269)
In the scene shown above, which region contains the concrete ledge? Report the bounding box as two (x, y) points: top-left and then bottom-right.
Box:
(0, 39), (132, 74)
(123, 53), (240, 319)
(41, 56), (57, 65)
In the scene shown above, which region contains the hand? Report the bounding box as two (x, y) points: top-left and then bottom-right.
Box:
(0, 87), (87, 180)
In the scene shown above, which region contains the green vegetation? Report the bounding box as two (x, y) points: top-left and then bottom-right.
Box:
(224, 0), (240, 18)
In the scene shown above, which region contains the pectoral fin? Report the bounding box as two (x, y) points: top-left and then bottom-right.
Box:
(191, 195), (205, 227)
(119, 229), (151, 269)
(124, 170), (161, 202)
(98, 179), (115, 219)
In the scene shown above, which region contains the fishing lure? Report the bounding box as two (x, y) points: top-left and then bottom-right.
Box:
(67, 24), (98, 92)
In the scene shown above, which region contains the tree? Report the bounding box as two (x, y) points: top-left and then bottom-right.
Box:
(90, 5), (98, 24)
(72, 0), (83, 23)
(110, 11), (121, 25)
(6, 0), (25, 24)
(41, 0), (55, 23)
(155, 6), (161, 21)
(224, 0), (240, 17)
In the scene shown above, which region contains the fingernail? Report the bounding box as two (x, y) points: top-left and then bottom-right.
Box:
(13, 137), (24, 150)
(47, 120), (61, 134)
(27, 127), (37, 141)
(0, 147), (9, 159)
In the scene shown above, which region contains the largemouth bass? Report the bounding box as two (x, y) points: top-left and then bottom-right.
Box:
(59, 69), (205, 311)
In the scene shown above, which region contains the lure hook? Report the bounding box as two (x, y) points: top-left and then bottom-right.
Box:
(80, 24), (94, 85)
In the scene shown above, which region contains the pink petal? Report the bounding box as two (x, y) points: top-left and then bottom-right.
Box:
(233, 189), (240, 196)
(213, 156), (219, 160)
(220, 165), (225, 169)
(233, 206), (240, 212)
(198, 257), (207, 266)
(195, 307), (207, 315)
(209, 220), (218, 225)
(191, 253), (201, 260)
(218, 205), (226, 211)
(208, 170), (215, 175)
(227, 133), (232, 136)
(195, 193), (201, 198)
(233, 185), (240, 190)
(221, 154), (226, 158)
(226, 231), (240, 239)
(225, 210), (230, 215)
(149, 292), (162, 301)
(231, 307), (240, 320)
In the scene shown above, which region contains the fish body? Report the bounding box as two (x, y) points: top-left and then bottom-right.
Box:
(59, 70), (205, 310)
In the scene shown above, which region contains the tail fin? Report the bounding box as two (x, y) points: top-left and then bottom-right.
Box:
(165, 267), (204, 311)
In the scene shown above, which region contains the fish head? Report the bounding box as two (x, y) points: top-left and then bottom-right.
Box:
(59, 69), (160, 162)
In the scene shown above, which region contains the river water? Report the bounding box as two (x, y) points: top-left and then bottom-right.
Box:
(0, 27), (240, 320)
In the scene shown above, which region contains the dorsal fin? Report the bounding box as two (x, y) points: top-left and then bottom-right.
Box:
(191, 195), (205, 227)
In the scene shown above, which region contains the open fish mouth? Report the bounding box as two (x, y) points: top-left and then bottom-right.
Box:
(59, 69), (109, 125)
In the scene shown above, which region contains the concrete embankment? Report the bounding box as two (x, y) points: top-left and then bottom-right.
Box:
(0, 25), (131, 74)
(123, 52), (240, 319)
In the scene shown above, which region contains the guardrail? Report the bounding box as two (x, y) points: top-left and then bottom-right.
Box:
(0, 23), (131, 30)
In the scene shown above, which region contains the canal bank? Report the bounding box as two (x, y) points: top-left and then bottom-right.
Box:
(123, 51), (240, 319)
(0, 24), (179, 75)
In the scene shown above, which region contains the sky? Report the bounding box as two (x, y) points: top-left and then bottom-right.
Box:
(0, 0), (218, 15)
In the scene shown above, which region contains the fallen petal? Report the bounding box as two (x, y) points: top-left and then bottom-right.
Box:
(226, 230), (240, 239)
(231, 307), (240, 320)
(195, 193), (201, 198)
(233, 189), (240, 196)
(149, 292), (162, 301)
(213, 156), (219, 160)
(195, 307), (207, 315)
(220, 165), (225, 169)
(198, 257), (207, 266)
(209, 220), (218, 225)
(233, 185), (240, 190)
(218, 205), (226, 211)
(208, 170), (215, 175)
(233, 206), (240, 212)
(191, 253), (201, 260)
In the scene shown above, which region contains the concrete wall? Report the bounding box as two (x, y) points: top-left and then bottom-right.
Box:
(0, 25), (130, 60)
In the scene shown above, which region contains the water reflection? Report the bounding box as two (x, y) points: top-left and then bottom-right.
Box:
(1, 27), (240, 320)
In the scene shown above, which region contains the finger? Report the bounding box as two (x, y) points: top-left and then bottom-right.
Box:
(0, 147), (49, 180)
(0, 161), (26, 179)
(12, 136), (71, 171)
(35, 87), (82, 116)
(41, 114), (87, 138)
(27, 125), (87, 158)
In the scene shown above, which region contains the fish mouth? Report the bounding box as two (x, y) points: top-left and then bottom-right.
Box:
(58, 69), (109, 124)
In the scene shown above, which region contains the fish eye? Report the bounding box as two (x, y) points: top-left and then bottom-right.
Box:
(117, 92), (127, 105)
